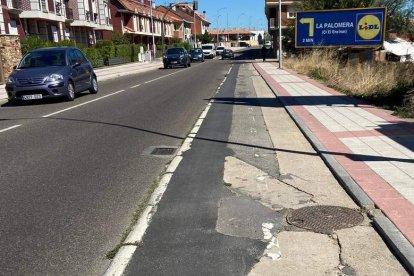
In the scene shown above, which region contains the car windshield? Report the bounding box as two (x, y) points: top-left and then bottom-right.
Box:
(19, 50), (67, 68)
(217, 47), (225, 50)
(202, 46), (213, 50)
(190, 49), (202, 54)
(166, 48), (184, 55)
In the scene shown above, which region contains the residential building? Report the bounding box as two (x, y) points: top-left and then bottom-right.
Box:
(209, 29), (256, 44)
(265, 0), (300, 50)
(157, 5), (194, 42)
(0, 0), (112, 45)
(157, 5), (186, 42)
(108, 0), (174, 46)
(172, 3), (210, 43)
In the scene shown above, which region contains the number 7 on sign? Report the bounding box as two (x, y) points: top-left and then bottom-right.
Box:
(299, 18), (314, 37)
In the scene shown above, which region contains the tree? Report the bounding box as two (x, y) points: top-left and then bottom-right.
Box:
(200, 31), (212, 44)
(110, 31), (130, 45)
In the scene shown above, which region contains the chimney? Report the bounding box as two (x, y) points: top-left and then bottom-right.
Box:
(203, 11), (206, 19)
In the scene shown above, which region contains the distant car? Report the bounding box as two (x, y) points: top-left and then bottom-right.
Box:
(6, 47), (98, 102)
(163, 47), (191, 69)
(189, 48), (205, 62)
(216, 46), (225, 56)
(239, 41), (250, 47)
(221, 49), (234, 60)
(201, 44), (216, 58)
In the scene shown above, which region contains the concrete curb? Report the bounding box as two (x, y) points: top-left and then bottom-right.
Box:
(253, 63), (414, 275)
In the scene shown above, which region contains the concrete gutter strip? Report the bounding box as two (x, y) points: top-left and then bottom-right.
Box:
(255, 64), (414, 275)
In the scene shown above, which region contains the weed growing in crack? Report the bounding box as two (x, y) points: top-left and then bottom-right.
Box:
(105, 178), (161, 259)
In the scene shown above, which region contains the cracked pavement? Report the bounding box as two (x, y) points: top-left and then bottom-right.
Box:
(217, 63), (408, 276)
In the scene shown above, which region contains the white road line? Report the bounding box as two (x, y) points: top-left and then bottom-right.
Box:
(227, 67), (232, 75)
(144, 71), (181, 84)
(42, 90), (125, 118)
(0, 124), (22, 133)
(130, 84), (142, 88)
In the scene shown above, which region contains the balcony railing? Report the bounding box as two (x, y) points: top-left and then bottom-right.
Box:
(7, 0), (23, 13)
(40, 0), (47, 12)
(173, 30), (183, 38)
(7, 0), (22, 10)
(269, 18), (276, 29)
(55, 2), (62, 15)
(86, 10), (91, 21)
(65, 7), (73, 20)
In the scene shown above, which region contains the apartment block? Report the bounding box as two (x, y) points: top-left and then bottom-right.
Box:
(108, 0), (174, 46)
(0, 0), (112, 45)
(265, 0), (300, 31)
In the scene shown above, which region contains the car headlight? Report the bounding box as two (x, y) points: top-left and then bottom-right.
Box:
(163, 55), (167, 59)
(7, 77), (15, 84)
(45, 74), (63, 82)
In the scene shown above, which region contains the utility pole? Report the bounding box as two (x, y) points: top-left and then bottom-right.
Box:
(193, 0), (198, 48)
(278, 0), (282, 69)
(150, 0), (156, 60)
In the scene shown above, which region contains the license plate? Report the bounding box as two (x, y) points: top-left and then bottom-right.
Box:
(22, 94), (42, 100)
(171, 61), (178, 64)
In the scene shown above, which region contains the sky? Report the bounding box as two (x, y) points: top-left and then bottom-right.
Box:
(157, 0), (267, 31)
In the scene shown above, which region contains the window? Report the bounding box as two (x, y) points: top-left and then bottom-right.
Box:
(8, 20), (18, 35)
(75, 50), (86, 63)
(19, 50), (66, 68)
(69, 50), (79, 65)
(287, 7), (296, 19)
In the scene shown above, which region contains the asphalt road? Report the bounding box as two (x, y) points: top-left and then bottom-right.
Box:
(124, 49), (273, 275)
(0, 58), (231, 275)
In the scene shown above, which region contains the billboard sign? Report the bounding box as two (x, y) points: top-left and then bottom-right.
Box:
(295, 8), (386, 48)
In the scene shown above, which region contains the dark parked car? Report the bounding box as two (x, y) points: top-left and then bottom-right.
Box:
(189, 48), (205, 62)
(6, 47), (98, 102)
(163, 47), (191, 69)
(221, 49), (234, 60)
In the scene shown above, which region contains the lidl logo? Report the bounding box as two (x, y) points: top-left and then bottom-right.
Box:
(357, 14), (381, 40)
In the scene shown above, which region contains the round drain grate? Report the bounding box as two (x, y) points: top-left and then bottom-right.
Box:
(286, 206), (364, 234)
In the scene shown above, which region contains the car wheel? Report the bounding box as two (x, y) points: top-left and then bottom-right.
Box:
(164, 64), (168, 69)
(66, 81), (75, 101)
(188, 61), (191, 67)
(89, 76), (98, 94)
(184, 62), (188, 68)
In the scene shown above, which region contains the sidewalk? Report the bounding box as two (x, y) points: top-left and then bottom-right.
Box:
(254, 62), (414, 271)
(0, 60), (162, 101)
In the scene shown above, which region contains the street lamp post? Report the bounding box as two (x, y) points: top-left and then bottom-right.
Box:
(216, 14), (221, 45)
(149, 0), (156, 60)
(236, 13), (245, 47)
(216, 7), (226, 46)
(278, 0), (283, 68)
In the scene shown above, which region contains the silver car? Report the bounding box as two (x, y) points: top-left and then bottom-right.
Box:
(6, 47), (98, 102)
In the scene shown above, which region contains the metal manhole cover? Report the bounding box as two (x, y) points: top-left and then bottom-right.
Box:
(286, 206), (364, 234)
(151, 147), (177, 156)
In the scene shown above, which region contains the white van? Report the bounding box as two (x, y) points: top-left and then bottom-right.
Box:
(201, 44), (216, 58)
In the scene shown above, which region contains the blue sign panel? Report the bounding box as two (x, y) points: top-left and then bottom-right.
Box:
(295, 8), (386, 48)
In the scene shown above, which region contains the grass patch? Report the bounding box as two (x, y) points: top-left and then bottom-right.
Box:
(105, 178), (160, 259)
(284, 50), (414, 118)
